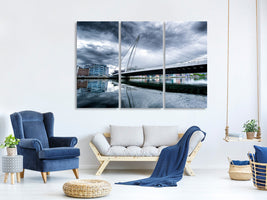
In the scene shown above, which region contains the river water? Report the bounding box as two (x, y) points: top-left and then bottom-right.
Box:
(77, 77), (207, 108)
(77, 79), (119, 108)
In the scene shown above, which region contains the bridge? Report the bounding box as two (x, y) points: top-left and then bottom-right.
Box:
(120, 62), (207, 77)
(112, 34), (207, 78)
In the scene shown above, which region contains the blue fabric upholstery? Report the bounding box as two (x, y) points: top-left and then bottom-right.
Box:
(231, 160), (250, 165)
(10, 111), (80, 173)
(19, 138), (43, 152)
(23, 121), (49, 148)
(49, 137), (78, 148)
(117, 126), (206, 187)
(39, 147), (80, 160)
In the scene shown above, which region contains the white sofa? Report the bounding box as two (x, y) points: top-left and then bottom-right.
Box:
(90, 125), (205, 175)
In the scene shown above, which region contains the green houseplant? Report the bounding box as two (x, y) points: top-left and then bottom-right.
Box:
(0, 134), (20, 156)
(243, 119), (258, 139)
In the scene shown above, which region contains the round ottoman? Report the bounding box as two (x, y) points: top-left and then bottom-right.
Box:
(63, 179), (111, 198)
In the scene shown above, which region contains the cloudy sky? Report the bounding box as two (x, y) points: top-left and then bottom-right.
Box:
(76, 21), (118, 72)
(165, 21), (207, 66)
(77, 21), (207, 72)
(121, 21), (163, 70)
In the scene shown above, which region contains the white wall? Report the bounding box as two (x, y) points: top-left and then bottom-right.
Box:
(0, 0), (266, 170)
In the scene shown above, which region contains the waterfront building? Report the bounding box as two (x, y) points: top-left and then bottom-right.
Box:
(84, 64), (109, 77)
(77, 68), (89, 76)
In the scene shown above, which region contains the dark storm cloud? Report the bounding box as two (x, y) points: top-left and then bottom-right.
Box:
(192, 21), (207, 34)
(76, 21), (207, 69)
(121, 21), (163, 51)
(165, 21), (207, 65)
(77, 22), (118, 41)
(77, 21), (118, 66)
(121, 21), (163, 69)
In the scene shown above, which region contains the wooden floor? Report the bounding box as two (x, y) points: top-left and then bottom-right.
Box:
(0, 169), (265, 200)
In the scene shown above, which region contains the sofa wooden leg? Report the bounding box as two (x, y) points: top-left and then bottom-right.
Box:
(20, 169), (25, 179)
(96, 160), (110, 176)
(41, 172), (47, 183)
(184, 163), (195, 176)
(72, 169), (79, 179)
(47, 172), (50, 175)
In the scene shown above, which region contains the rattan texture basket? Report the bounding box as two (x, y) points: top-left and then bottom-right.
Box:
(229, 164), (252, 181)
(248, 154), (267, 190)
(63, 179), (111, 198)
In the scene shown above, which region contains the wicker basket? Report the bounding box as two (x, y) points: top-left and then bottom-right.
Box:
(63, 179), (111, 198)
(229, 164), (252, 181)
(248, 154), (267, 190)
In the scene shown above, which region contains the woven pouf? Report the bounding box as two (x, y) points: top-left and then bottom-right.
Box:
(63, 179), (111, 198)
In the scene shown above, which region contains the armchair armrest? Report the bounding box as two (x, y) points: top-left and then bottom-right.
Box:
(19, 138), (43, 152)
(49, 137), (78, 147)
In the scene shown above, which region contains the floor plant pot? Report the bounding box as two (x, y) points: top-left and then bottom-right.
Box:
(7, 147), (17, 156)
(246, 132), (255, 139)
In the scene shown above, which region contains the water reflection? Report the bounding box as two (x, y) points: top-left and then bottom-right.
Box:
(77, 79), (118, 108)
(166, 77), (207, 85)
(129, 76), (207, 85)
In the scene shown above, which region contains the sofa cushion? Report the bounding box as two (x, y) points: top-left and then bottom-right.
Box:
(143, 126), (179, 147)
(39, 147), (80, 160)
(110, 125), (144, 147)
(106, 146), (168, 157)
(92, 134), (110, 155)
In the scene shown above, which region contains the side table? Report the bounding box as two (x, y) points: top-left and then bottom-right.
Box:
(2, 155), (23, 184)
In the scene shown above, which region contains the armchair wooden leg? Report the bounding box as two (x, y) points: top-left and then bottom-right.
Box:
(20, 169), (25, 179)
(96, 160), (110, 176)
(41, 172), (47, 183)
(47, 172), (50, 175)
(72, 169), (79, 179)
(184, 163), (195, 176)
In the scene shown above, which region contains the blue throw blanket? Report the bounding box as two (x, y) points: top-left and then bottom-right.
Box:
(116, 126), (206, 187)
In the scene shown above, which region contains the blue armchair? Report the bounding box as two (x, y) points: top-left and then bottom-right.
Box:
(10, 111), (80, 183)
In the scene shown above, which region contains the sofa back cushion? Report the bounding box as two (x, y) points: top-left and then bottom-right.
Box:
(110, 125), (144, 147)
(143, 126), (179, 147)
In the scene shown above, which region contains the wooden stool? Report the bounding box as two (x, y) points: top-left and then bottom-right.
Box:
(2, 155), (23, 185)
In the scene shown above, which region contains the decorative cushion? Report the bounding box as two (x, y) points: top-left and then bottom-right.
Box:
(110, 125), (144, 147)
(143, 126), (179, 147)
(92, 134), (110, 155)
(23, 121), (49, 148)
(39, 147), (80, 160)
(254, 145), (267, 163)
(188, 131), (205, 155)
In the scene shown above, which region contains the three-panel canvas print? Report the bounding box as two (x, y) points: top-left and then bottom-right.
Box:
(76, 21), (207, 109)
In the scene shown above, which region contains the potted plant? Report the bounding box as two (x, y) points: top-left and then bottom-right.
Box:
(243, 119), (258, 139)
(0, 134), (20, 156)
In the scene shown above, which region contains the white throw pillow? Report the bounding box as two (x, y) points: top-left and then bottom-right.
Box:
(143, 126), (179, 147)
(110, 125), (144, 147)
(91, 134), (111, 155)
